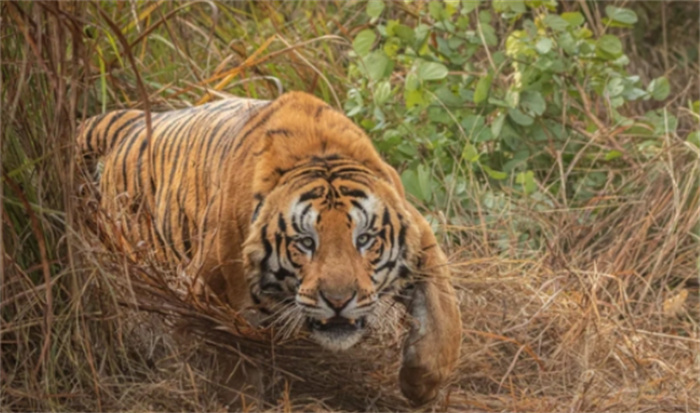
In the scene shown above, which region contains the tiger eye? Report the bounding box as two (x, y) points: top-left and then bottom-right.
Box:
(300, 237), (315, 249)
(357, 233), (371, 247)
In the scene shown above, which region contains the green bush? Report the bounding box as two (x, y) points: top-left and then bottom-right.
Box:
(344, 0), (697, 235)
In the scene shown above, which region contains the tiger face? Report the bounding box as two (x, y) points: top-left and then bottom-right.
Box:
(243, 157), (414, 351)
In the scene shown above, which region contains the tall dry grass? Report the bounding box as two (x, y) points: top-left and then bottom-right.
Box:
(1, 1), (698, 412)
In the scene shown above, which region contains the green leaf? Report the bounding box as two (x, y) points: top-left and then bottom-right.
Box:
(493, 0), (525, 14)
(417, 164), (433, 201)
(505, 89), (519, 108)
(605, 6), (637, 25)
(561, 11), (584, 26)
(445, 0), (460, 16)
(491, 112), (506, 138)
(479, 23), (498, 46)
(687, 131), (700, 148)
(535, 37), (553, 54)
(649, 76), (671, 101)
(606, 77), (624, 98)
(516, 170), (536, 194)
(405, 72), (420, 91)
(461, 0), (481, 13)
(596, 34), (623, 56)
(604, 150), (623, 161)
(429, 1), (445, 20)
(508, 107), (534, 125)
(401, 169), (424, 201)
(400, 164), (434, 201)
(353, 30), (376, 57)
(482, 164), (507, 180)
(367, 0), (385, 19)
(462, 143), (479, 162)
(363, 50), (391, 80)
(492, 50), (506, 65)
(404, 89), (431, 109)
(503, 149), (529, 171)
(520, 91), (546, 116)
(393, 24), (415, 44)
(383, 37), (401, 58)
(543, 14), (569, 31)
(473, 72), (493, 104)
(478, 10), (492, 24)
(417, 60), (449, 81)
(374, 81), (392, 105)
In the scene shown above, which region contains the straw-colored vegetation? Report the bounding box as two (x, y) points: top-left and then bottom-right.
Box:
(2, 1), (698, 411)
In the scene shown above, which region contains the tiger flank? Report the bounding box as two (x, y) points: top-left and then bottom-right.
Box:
(77, 92), (461, 405)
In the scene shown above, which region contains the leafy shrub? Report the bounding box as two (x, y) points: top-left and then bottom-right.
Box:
(344, 0), (696, 237)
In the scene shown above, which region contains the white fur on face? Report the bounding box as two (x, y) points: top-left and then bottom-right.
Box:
(348, 194), (379, 241)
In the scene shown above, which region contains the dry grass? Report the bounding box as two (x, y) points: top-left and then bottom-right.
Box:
(2, 1), (699, 412)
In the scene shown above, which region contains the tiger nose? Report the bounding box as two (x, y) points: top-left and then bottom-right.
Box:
(319, 290), (356, 311)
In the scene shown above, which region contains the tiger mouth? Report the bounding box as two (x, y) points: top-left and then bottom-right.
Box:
(307, 316), (367, 333)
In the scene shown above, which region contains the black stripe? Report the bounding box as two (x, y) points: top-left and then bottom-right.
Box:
(376, 260), (396, 274)
(260, 225), (272, 271)
(274, 231), (284, 273)
(118, 123), (147, 193)
(284, 235), (303, 269)
(299, 186), (325, 202)
(108, 113), (145, 152)
(135, 138), (150, 195)
(329, 167), (372, 175)
(277, 213), (287, 233)
(370, 245), (385, 265)
(368, 214), (377, 229)
(203, 117), (230, 162)
(397, 223), (407, 250)
(150, 212), (169, 259)
(273, 267), (295, 281)
(299, 204), (313, 232)
(339, 186), (367, 198)
(101, 111), (132, 151)
(267, 128), (292, 137)
(161, 206), (183, 262)
(382, 207), (391, 226)
(350, 199), (368, 223)
(260, 282), (283, 292)
(192, 111), (221, 219)
(174, 111), (207, 253)
(314, 104), (331, 119)
(233, 106), (274, 153)
(331, 174), (373, 187)
(84, 116), (103, 152)
(252, 201), (264, 223)
(156, 117), (189, 202)
(182, 214), (192, 259)
(291, 214), (302, 233)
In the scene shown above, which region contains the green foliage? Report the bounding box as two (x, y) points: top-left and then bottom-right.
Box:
(344, 0), (696, 238)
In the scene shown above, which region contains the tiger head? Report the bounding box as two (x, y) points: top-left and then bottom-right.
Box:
(242, 156), (418, 351)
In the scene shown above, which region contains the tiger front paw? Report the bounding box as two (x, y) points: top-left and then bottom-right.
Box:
(399, 358), (445, 406)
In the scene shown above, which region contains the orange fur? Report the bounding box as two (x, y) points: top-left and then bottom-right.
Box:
(77, 92), (461, 405)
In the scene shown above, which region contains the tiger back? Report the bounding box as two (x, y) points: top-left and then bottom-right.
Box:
(77, 98), (268, 266)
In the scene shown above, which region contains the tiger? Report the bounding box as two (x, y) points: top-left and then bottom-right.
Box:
(76, 91), (461, 405)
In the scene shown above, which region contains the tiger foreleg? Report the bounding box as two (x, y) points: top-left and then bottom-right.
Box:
(399, 242), (461, 405)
